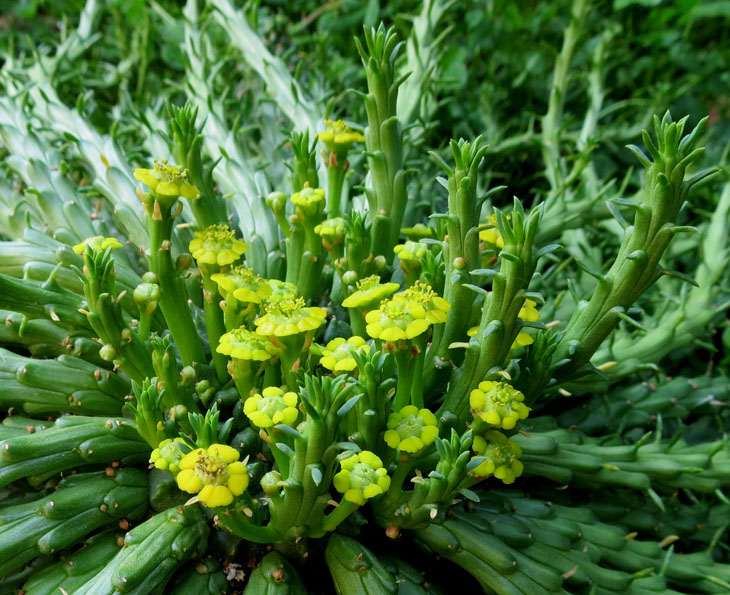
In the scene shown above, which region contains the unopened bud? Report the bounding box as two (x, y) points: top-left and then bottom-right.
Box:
(342, 270), (358, 285)
(168, 405), (188, 422)
(99, 344), (118, 361)
(373, 255), (387, 271)
(453, 257), (467, 270)
(133, 282), (160, 315)
(175, 253), (192, 273)
(180, 366), (196, 385)
(265, 191), (287, 214)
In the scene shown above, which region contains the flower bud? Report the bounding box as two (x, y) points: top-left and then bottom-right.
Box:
(265, 191), (288, 215)
(99, 344), (118, 361)
(342, 270), (359, 286)
(133, 281), (160, 315)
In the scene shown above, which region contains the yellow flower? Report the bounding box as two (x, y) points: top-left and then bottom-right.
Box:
(290, 187), (326, 219)
(255, 297), (327, 337)
(320, 336), (370, 372)
(479, 214), (504, 249)
(217, 327), (281, 361)
(468, 298), (539, 349)
(134, 159), (200, 199)
(395, 282), (450, 325)
(72, 236), (123, 255)
(211, 265), (272, 304)
(314, 217), (346, 250)
(318, 119), (365, 154)
(342, 275), (400, 310)
(149, 438), (189, 475)
(243, 387), (299, 428)
(176, 443), (248, 508)
(333, 451), (391, 506)
(471, 431), (523, 484)
(393, 241), (427, 264)
(470, 381), (529, 430)
(365, 298), (429, 342)
(189, 224), (248, 267)
(384, 405), (439, 453)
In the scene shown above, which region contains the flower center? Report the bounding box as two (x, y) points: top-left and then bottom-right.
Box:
(349, 462), (380, 489)
(196, 455), (230, 485)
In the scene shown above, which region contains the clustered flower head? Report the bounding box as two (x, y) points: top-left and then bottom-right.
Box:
(365, 284), (450, 342)
(396, 282), (451, 325)
(320, 336), (370, 372)
(134, 159), (200, 200)
(176, 443), (248, 507)
(342, 275), (400, 309)
(72, 236), (123, 255)
(315, 217), (346, 250)
(255, 297), (327, 337)
(333, 451), (391, 506)
(479, 214), (504, 250)
(265, 280), (299, 304)
(471, 431), (524, 484)
(393, 241), (427, 265)
(211, 265), (272, 303)
(318, 119), (365, 154)
(365, 297), (430, 342)
(189, 224), (248, 267)
(244, 387), (299, 428)
(384, 405), (439, 454)
(291, 187), (326, 218)
(470, 381), (530, 430)
(149, 438), (189, 474)
(217, 327), (281, 361)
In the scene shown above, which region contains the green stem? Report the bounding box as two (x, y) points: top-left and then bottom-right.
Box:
(394, 347), (417, 410)
(201, 270), (228, 383)
(319, 499), (359, 534)
(327, 161), (347, 217)
(148, 209), (206, 367)
(348, 307), (367, 338)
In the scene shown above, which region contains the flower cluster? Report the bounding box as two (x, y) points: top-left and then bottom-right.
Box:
(470, 381), (529, 430)
(315, 217), (346, 250)
(384, 406), (439, 453)
(217, 327), (281, 361)
(320, 336), (370, 372)
(318, 119), (365, 154)
(72, 236), (123, 255)
(255, 297), (327, 337)
(176, 443), (249, 507)
(342, 275), (400, 310)
(149, 438), (189, 474)
(189, 224), (248, 267)
(134, 159), (199, 200)
(470, 431), (524, 484)
(244, 387), (299, 429)
(211, 265), (272, 303)
(393, 241), (427, 265)
(291, 187), (326, 218)
(365, 284), (450, 342)
(333, 451), (391, 506)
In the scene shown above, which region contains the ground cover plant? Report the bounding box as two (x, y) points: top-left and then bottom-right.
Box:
(1, 0), (730, 593)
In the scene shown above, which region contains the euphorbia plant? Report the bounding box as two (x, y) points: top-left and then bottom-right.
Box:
(1, 7), (729, 595)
